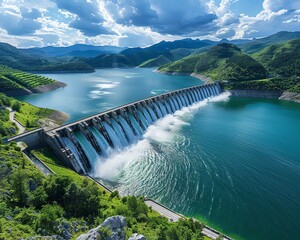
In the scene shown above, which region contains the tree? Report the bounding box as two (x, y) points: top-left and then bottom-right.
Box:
(10, 168), (29, 207)
(11, 101), (21, 112)
(26, 119), (31, 128)
(29, 186), (48, 209)
(64, 181), (101, 218)
(157, 227), (167, 240)
(44, 175), (71, 204)
(37, 204), (64, 232)
(166, 226), (179, 240)
(127, 196), (138, 217)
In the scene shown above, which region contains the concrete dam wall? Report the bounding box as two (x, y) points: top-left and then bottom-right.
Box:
(9, 83), (222, 174)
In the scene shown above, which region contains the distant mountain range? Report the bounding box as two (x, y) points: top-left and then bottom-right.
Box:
(0, 31), (299, 72)
(239, 31), (300, 53)
(21, 44), (126, 58)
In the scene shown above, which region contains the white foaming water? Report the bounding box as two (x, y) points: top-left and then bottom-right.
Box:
(93, 92), (231, 180)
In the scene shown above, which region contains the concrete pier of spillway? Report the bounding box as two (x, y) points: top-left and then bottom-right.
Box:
(7, 82), (222, 174)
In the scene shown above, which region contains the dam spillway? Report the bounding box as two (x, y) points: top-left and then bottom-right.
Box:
(39, 82), (222, 174)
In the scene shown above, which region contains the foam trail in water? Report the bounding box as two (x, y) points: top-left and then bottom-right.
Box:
(93, 92), (230, 180)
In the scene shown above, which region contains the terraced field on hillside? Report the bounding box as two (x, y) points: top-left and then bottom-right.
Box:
(0, 65), (55, 93)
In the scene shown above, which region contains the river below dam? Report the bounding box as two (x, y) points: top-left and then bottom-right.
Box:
(18, 68), (300, 240)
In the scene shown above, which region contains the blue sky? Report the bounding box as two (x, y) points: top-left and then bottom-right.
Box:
(0, 0), (299, 48)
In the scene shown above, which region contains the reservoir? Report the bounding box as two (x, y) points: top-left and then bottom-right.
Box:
(18, 68), (300, 240)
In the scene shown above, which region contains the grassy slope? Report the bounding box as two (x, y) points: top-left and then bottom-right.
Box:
(0, 65), (55, 92)
(0, 93), (60, 133)
(159, 43), (268, 81)
(14, 101), (54, 129)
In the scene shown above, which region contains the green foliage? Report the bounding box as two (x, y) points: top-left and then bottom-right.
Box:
(0, 94), (16, 138)
(29, 186), (48, 209)
(253, 39), (300, 77)
(11, 101), (21, 112)
(110, 190), (120, 199)
(226, 77), (300, 93)
(98, 226), (113, 239)
(14, 207), (37, 225)
(10, 168), (29, 207)
(0, 65), (56, 93)
(159, 43), (268, 81)
(239, 31), (300, 53)
(14, 101), (54, 129)
(0, 143), (212, 239)
(64, 180), (101, 218)
(32, 147), (85, 184)
(44, 175), (71, 203)
(37, 204), (64, 231)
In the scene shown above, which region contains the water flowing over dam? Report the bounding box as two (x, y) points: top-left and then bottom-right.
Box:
(16, 83), (222, 174)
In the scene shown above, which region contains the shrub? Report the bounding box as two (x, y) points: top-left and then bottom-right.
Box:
(37, 204), (64, 231)
(11, 101), (21, 112)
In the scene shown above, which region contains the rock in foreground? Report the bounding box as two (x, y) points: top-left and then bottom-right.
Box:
(77, 216), (146, 240)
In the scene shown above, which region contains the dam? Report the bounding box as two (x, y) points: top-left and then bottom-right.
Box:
(9, 82), (222, 174)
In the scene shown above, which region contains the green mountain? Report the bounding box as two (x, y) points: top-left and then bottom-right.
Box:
(252, 39), (300, 77)
(0, 42), (94, 72)
(159, 43), (268, 81)
(239, 31), (300, 53)
(121, 38), (209, 66)
(139, 48), (194, 67)
(85, 38), (209, 68)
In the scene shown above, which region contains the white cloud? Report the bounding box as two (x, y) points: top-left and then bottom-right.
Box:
(233, 0), (300, 39)
(0, 0), (299, 47)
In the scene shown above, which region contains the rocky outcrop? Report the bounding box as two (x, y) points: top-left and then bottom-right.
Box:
(77, 216), (126, 240)
(31, 81), (67, 93)
(229, 90), (283, 99)
(279, 91), (300, 103)
(128, 233), (146, 240)
(77, 216), (146, 240)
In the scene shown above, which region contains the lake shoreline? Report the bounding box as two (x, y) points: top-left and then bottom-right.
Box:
(30, 69), (95, 74)
(155, 69), (211, 84)
(229, 89), (300, 103)
(2, 81), (67, 97)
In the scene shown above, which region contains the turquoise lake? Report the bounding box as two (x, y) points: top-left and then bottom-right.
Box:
(19, 68), (300, 240)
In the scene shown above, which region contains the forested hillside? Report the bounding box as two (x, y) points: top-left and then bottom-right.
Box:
(159, 43), (268, 81)
(253, 39), (300, 77)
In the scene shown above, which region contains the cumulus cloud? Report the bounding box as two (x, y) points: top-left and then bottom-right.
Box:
(51, 0), (114, 36)
(0, 6), (42, 35)
(262, 0), (300, 12)
(105, 0), (217, 35)
(0, 0), (300, 48)
(234, 0), (300, 38)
